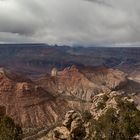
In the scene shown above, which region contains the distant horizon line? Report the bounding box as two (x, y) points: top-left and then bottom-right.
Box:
(0, 43), (140, 48)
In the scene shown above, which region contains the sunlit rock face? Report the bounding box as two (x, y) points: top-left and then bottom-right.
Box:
(0, 66), (128, 129)
(37, 66), (128, 101)
(0, 69), (69, 128)
(40, 110), (86, 140)
(51, 68), (58, 77)
(0, 65), (138, 140)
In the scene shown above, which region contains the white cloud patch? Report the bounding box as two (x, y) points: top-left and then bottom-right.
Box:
(0, 0), (140, 46)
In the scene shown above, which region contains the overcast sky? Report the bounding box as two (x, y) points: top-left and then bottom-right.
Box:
(0, 0), (140, 46)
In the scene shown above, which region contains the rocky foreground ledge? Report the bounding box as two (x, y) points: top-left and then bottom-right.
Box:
(40, 93), (140, 140)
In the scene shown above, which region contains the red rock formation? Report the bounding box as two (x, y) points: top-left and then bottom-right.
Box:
(0, 69), (69, 128)
(0, 66), (129, 132)
(37, 66), (128, 101)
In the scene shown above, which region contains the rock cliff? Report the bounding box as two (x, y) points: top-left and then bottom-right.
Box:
(40, 110), (86, 140)
(0, 66), (138, 140)
(39, 92), (140, 140)
(0, 69), (69, 129)
(37, 66), (128, 101)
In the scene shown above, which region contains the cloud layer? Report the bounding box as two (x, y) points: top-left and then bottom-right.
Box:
(0, 0), (140, 46)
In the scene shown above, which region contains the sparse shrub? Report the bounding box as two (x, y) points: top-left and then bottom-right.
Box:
(97, 101), (106, 110)
(88, 97), (140, 140)
(82, 110), (92, 122)
(0, 116), (22, 140)
(97, 95), (109, 110)
(102, 95), (109, 102)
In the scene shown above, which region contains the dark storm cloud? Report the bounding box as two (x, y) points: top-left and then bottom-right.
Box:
(0, 0), (140, 46)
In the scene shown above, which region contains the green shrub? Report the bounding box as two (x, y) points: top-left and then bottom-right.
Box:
(97, 95), (109, 110)
(82, 110), (92, 122)
(0, 116), (22, 140)
(97, 101), (106, 110)
(91, 97), (140, 140)
(102, 95), (109, 102)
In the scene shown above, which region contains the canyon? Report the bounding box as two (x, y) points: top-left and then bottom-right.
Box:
(0, 44), (139, 79)
(0, 45), (139, 139)
(0, 64), (139, 139)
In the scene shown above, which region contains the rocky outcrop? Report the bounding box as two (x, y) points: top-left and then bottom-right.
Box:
(39, 93), (139, 140)
(40, 110), (86, 140)
(0, 66), (133, 139)
(37, 66), (128, 101)
(81, 67), (128, 90)
(0, 69), (69, 129)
